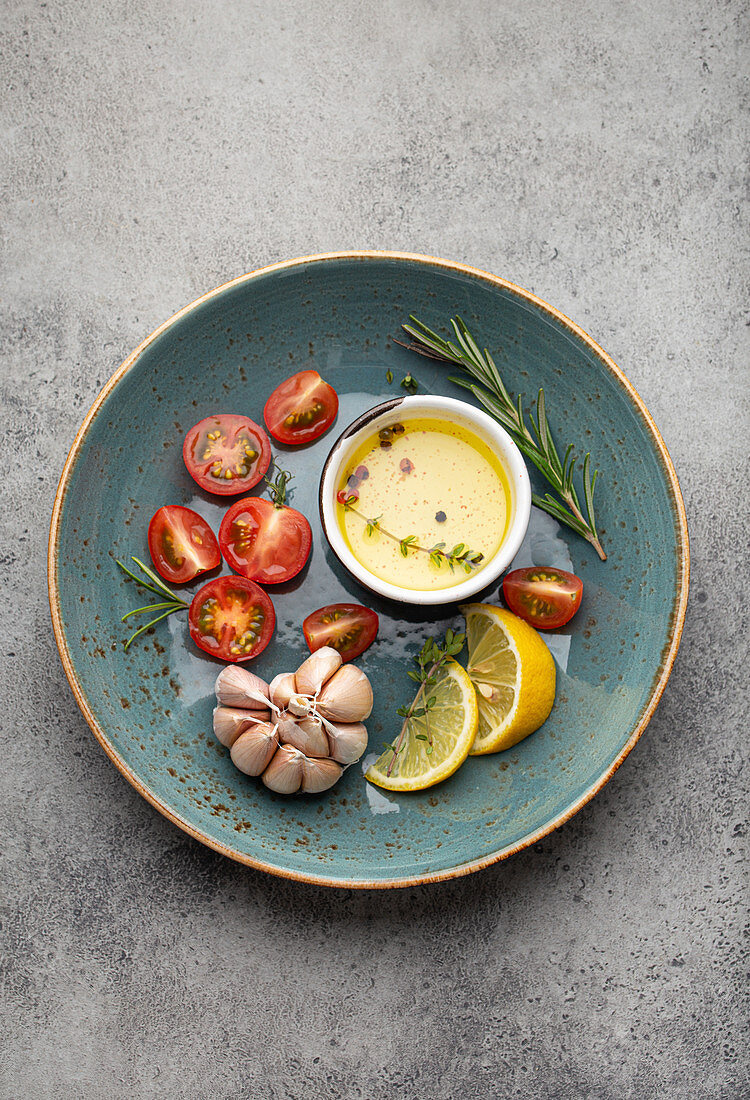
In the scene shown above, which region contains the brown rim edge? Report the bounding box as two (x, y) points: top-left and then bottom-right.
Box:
(48, 250), (690, 890)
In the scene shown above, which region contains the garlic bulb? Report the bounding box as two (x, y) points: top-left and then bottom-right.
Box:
(214, 647), (373, 796)
(230, 722), (279, 776)
(321, 719), (369, 765)
(262, 744), (304, 794)
(317, 664), (373, 722)
(294, 646), (342, 695)
(213, 705), (270, 748)
(300, 755), (342, 794)
(269, 672), (296, 710)
(215, 666), (271, 710)
(277, 714), (329, 758)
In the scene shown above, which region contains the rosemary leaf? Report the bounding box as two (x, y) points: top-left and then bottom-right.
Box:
(116, 559), (165, 598)
(582, 452), (598, 535)
(532, 494), (590, 538)
(129, 557), (187, 604)
(124, 606), (183, 650)
(121, 601), (183, 622)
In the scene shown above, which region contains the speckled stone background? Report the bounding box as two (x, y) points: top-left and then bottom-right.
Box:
(2, 1), (748, 1097)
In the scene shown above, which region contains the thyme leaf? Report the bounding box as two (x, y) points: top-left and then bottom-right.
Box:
(384, 630), (466, 777)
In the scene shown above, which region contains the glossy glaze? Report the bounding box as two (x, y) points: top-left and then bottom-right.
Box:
(48, 252), (689, 888)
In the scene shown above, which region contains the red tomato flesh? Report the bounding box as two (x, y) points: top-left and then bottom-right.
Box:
(219, 497), (312, 585)
(188, 575), (275, 662)
(183, 414), (271, 496)
(147, 505), (220, 584)
(502, 567), (583, 630)
(302, 604), (379, 662)
(264, 370), (338, 445)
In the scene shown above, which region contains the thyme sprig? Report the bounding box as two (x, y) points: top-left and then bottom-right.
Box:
(341, 497), (483, 574)
(398, 315), (606, 560)
(116, 557), (188, 649)
(384, 629), (466, 776)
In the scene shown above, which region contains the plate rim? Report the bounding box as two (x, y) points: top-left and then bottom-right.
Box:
(47, 249), (690, 889)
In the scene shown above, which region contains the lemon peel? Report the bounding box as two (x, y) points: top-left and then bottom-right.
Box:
(462, 604), (556, 755)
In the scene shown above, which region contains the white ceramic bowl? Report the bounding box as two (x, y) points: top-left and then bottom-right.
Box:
(319, 395), (531, 605)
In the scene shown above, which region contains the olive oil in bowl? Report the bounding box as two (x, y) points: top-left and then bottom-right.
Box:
(338, 418), (512, 592)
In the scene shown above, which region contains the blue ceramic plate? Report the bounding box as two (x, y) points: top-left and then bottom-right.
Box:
(48, 252), (689, 888)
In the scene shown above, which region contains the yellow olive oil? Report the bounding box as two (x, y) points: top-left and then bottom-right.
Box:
(337, 418), (512, 591)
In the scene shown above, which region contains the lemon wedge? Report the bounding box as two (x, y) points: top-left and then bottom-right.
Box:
(365, 659), (478, 791)
(462, 604), (556, 755)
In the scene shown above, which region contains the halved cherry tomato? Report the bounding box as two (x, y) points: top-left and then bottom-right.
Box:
(147, 505), (220, 584)
(188, 575), (275, 662)
(302, 604), (379, 662)
(264, 370), (338, 445)
(502, 567), (583, 630)
(219, 497), (312, 585)
(183, 414), (271, 496)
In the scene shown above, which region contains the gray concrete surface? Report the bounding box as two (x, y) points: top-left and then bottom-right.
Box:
(2, 1), (748, 1097)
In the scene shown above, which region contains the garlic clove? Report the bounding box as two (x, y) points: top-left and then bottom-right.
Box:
(294, 646), (342, 696)
(230, 721), (279, 776)
(262, 744), (304, 794)
(215, 665), (271, 710)
(213, 705), (270, 748)
(278, 714), (330, 758)
(321, 719), (369, 765)
(268, 672), (297, 710)
(287, 692), (313, 718)
(316, 664), (374, 722)
(300, 755), (343, 794)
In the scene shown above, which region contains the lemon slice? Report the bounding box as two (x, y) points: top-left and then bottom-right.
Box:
(462, 604), (556, 755)
(365, 659), (478, 791)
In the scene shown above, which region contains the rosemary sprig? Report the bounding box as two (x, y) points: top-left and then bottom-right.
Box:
(398, 315), (606, 560)
(384, 629), (466, 776)
(341, 497), (484, 574)
(264, 463), (294, 509)
(116, 557), (188, 649)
